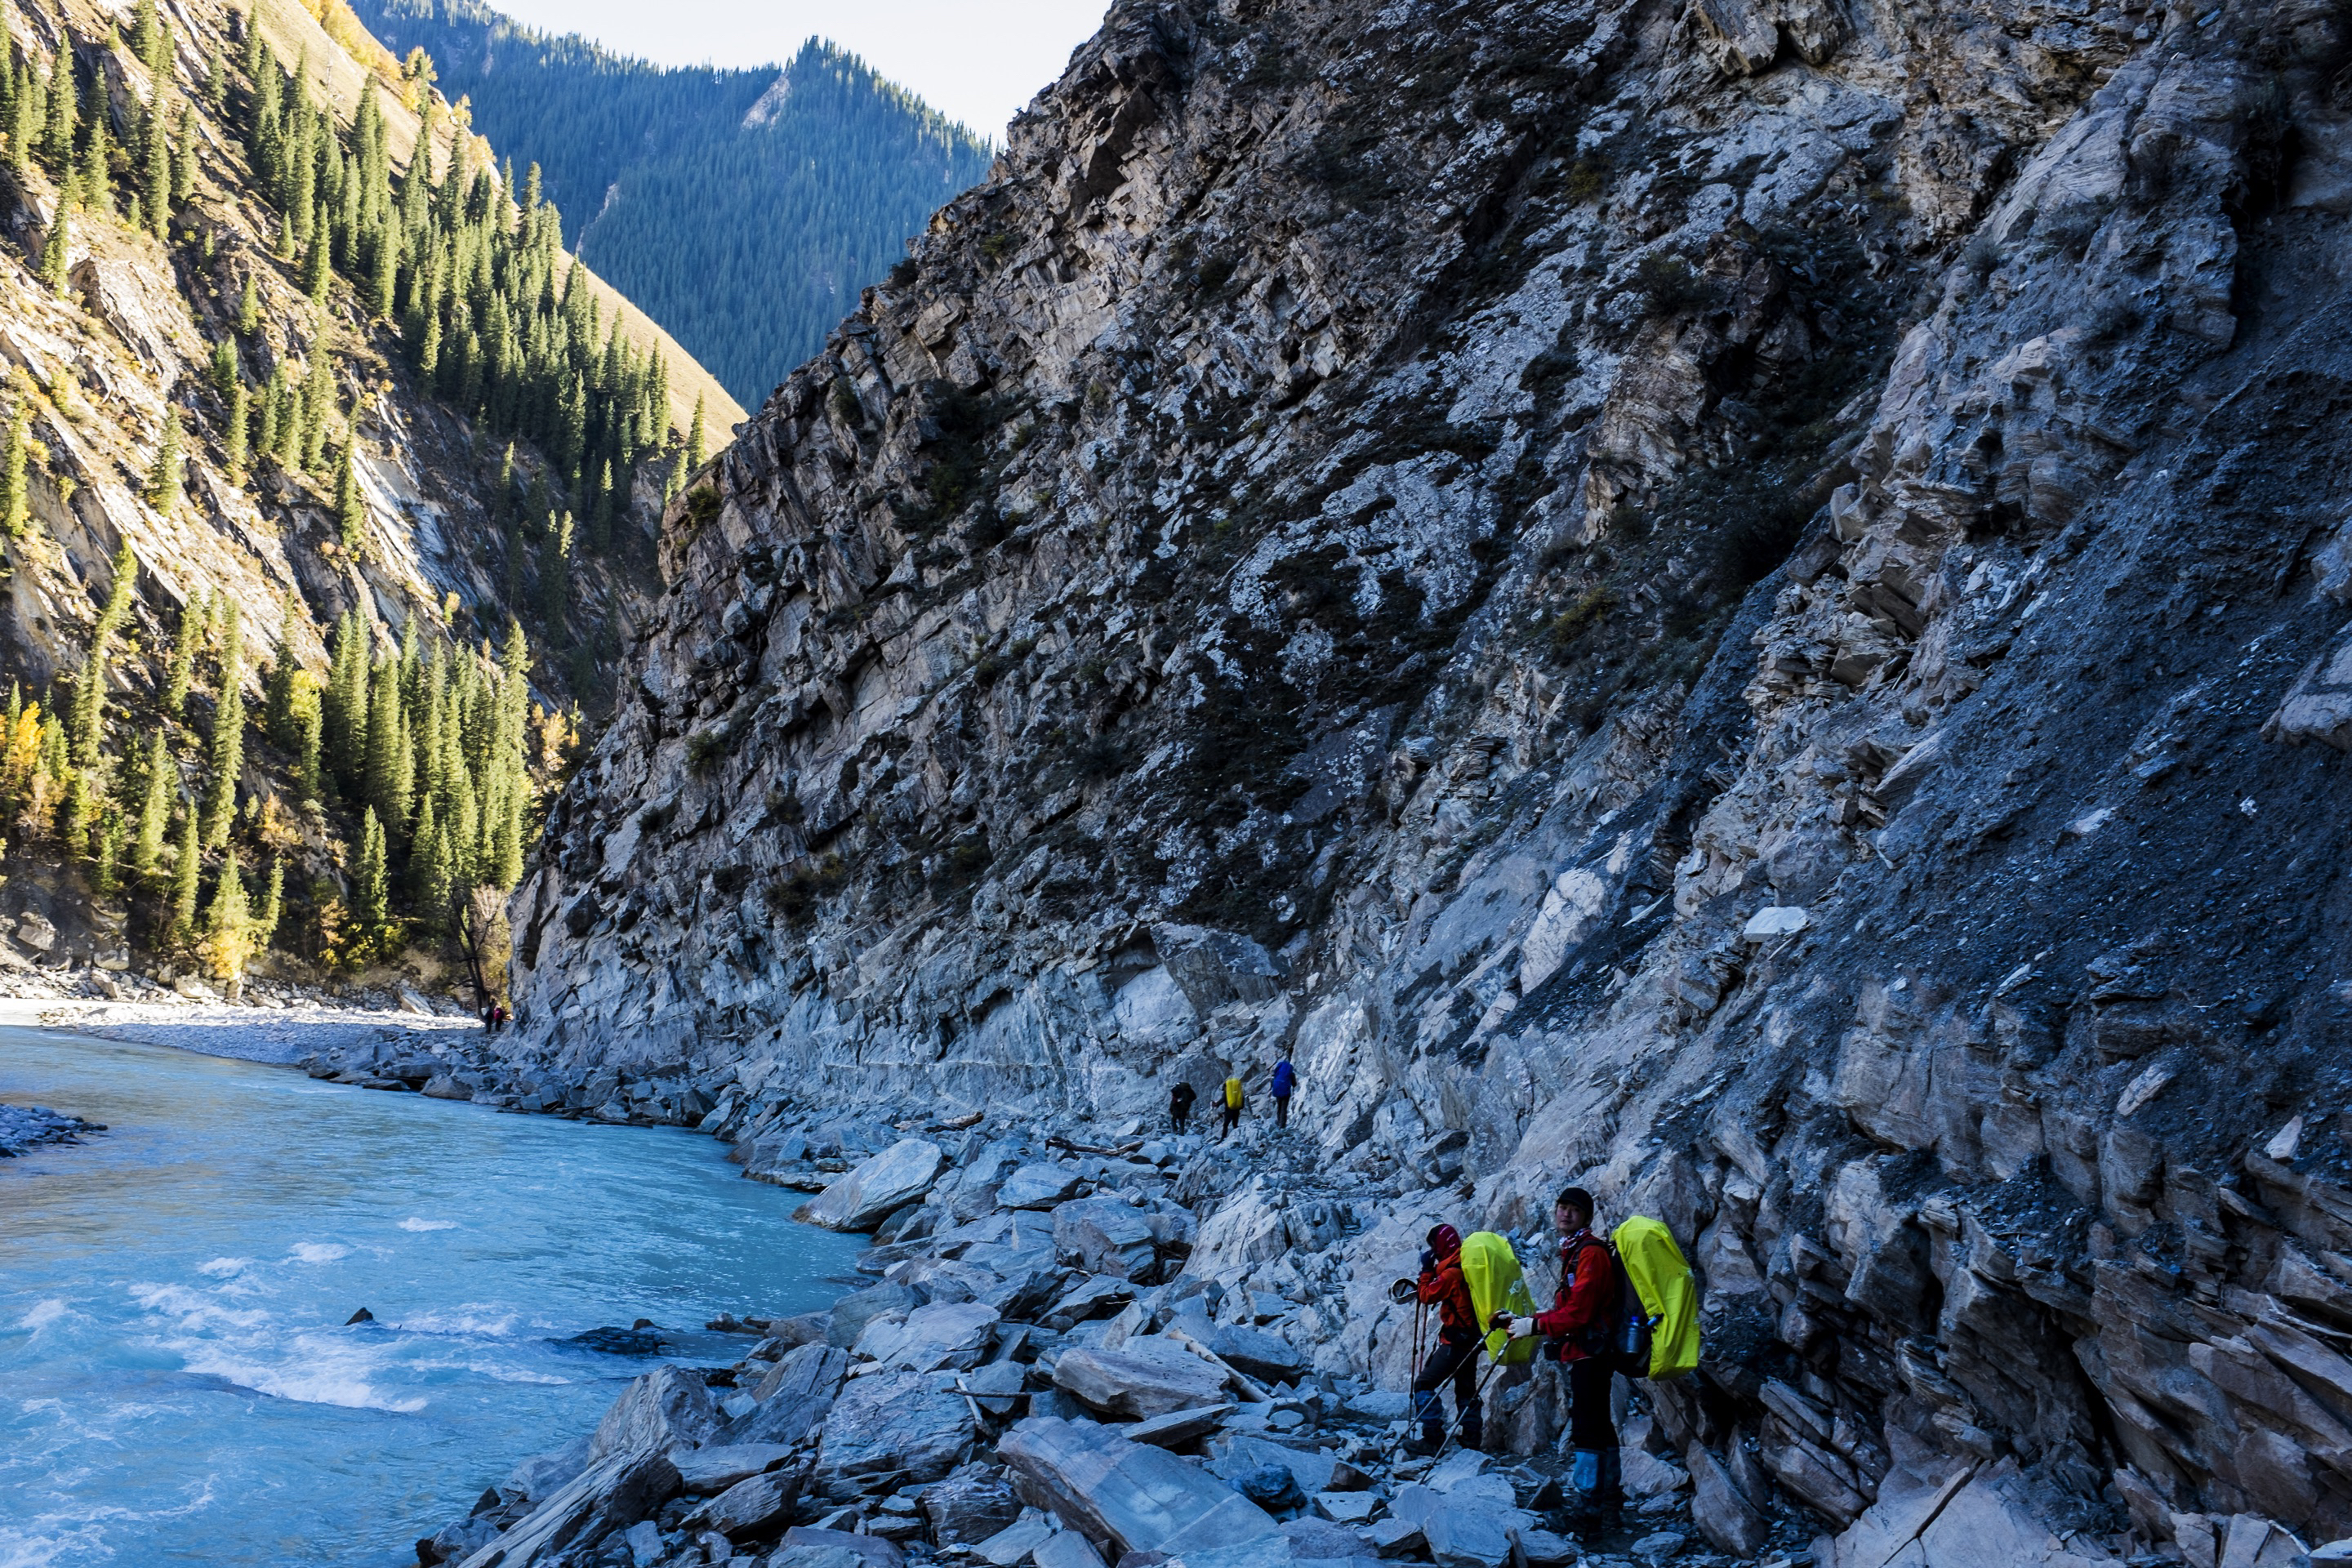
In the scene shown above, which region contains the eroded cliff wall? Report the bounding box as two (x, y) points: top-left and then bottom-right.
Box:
(507, 0), (2352, 1551)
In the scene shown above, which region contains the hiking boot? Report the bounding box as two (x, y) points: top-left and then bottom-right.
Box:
(1456, 1422), (1485, 1454)
(1404, 1424), (1445, 1457)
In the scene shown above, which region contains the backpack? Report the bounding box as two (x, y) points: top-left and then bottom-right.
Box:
(1459, 1231), (1540, 1365)
(1223, 1077), (1242, 1109)
(1610, 1215), (1700, 1381)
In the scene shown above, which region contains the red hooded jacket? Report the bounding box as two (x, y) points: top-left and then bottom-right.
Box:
(1531, 1229), (1618, 1362)
(1416, 1227), (1478, 1340)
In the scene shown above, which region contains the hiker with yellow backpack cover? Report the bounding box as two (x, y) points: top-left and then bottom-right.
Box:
(1491, 1187), (1702, 1535)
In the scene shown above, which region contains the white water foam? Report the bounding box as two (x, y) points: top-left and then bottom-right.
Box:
(397, 1218), (457, 1232)
(195, 1257), (247, 1277)
(287, 1242), (350, 1264)
(18, 1298), (67, 1331)
(178, 1344), (430, 1412)
(126, 1283), (269, 1332)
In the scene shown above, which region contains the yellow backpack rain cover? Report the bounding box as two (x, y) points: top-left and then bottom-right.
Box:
(1613, 1215), (1700, 1380)
(1460, 1231), (1539, 1365)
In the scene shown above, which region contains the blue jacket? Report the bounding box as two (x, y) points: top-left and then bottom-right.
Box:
(1272, 1060), (1295, 1098)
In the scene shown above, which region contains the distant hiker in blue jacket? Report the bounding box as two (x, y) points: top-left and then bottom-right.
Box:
(1271, 1049), (1296, 1130)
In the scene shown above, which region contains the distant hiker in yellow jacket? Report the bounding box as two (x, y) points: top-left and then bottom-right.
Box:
(1221, 1074), (1243, 1137)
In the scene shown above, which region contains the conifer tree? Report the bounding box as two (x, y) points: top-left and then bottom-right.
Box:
(224, 381), (249, 481)
(132, 730), (171, 875)
(202, 599), (242, 846)
(199, 850), (252, 982)
(94, 806), (124, 897)
(145, 409), (185, 517)
(324, 609), (368, 787)
(352, 805), (389, 936)
(300, 352), (332, 472)
(687, 394), (707, 471)
(332, 437), (363, 549)
(7, 61), (36, 176)
(78, 108), (110, 216)
(163, 593), (204, 717)
(62, 765), (94, 858)
(140, 102), (169, 237)
(41, 49), (74, 176)
(70, 540), (136, 764)
(300, 228), (329, 302)
(207, 339), (238, 400)
(540, 511), (571, 644)
(254, 855), (283, 947)
(410, 792), (450, 929)
(363, 655), (408, 835)
(38, 200), (68, 291)
(170, 103), (194, 207)
(168, 809), (200, 947)
(0, 402), (29, 538)
(236, 273), (260, 336)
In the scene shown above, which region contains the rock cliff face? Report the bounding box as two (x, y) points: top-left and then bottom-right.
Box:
(509, 0), (2352, 1555)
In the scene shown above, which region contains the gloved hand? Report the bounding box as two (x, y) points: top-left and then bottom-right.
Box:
(1507, 1316), (1538, 1339)
(1419, 1249), (1434, 1273)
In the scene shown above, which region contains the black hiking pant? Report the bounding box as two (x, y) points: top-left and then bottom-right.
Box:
(1274, 1094), (1290, 1129)
(1223, 1102), (1241, 1134)
(1414, 1330), (1482, 1441)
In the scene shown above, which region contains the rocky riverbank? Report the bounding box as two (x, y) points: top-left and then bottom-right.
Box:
(0, 1098), (103, 1156)
(386, 1102), (2344, 1568)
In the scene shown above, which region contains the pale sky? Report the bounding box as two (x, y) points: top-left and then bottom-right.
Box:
(489, 0), (1112, 140)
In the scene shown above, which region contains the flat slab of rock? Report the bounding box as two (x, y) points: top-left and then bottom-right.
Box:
(1315, 1493), (1379, 1525)
(1052, 1196), (1159, 1280)
(778, 1526), (906, 1568)
(999, 1415), (1283, 1559)
(1212, 1436), (1337, 1496)
(797, 1139), (947, 1232)
(588, 1365), (717, 1464)
(999, 1163), (1085, 1210)
(1366, 1518), (1424, 1558)
(680, 1463), (805, 1539)
(1055, 1336), (1232, 1419)
(811, 1370), (978, 1494)
(1129, 1403), (1236, 1448)
(672, 1442), (800, 1494)
(1033, 1530), (1110, 1568)
(1423, 1505), (1514, 1568)
(978, 1516), (1058, 1566)
(1204, 1324), (1304, 1384)
(724, 1343), (847, 1447)
(858, 1300), (1001, 1372)
(923, 1465), (1022, 1544)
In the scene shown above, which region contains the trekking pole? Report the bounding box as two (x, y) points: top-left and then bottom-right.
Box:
(1428, 1351), (1512, 1463)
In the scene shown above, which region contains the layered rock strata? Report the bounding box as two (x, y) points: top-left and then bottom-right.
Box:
(501, 0), (2352, 1557)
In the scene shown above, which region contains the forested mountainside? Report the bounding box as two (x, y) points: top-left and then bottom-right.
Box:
(501, 0), (2352, 1558)
(0, 0), (738, 1001)
(349, 0), (996, 408)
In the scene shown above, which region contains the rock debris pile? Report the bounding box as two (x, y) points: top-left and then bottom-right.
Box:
(0, 1098), (102, 1156)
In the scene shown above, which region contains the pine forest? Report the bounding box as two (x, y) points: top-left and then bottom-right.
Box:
(350, 0), (996, 407)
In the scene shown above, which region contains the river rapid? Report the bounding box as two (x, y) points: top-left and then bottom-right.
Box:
(0, 1024), (861, 1567)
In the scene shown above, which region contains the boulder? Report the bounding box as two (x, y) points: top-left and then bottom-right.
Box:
(809, 1370), (978, 1495)
(587, 1365), (717, 1464)
(1686, 1445), (1769, 1557)
(1129, 1404), (1235, 1448)
(452, 1450), (680, 1568)
(1049, 1275), (1137, 1323)
(797, 1139), (947, 1232)
(680, 1463), (806, 1539)
(621, 1520), (662, 1568)
(978, 1517), (1058, 1566)
(1365, 1518), (1424, 1558)
(503, 1433), (593, 1503)
(828, 1284), (921, 1348)
(672, 1443), (800, 1495)
(1053, 1197), (1160, 1280)
(857, 1301), (1001, 1372)
(1000, 1163), (1086, 1210)
(1423, 1506), (1514, 1568)
(1283, 1518), (1375, 1560)
(1315, 1494), (1378, 1525)
(1034, 1530), (1111, 1568)
(924, 1464), (1025, 1544)
(725, 1343), (847, 1446)
(1203, 1325), (1304, 1385)
(1234, 1465), (1307, 1516)
(778, 1526), (907, 1568)
(997, 1415), (1282, 1559)
(1054, 1336), (1232, 1419)
(1211, 1437), (1337, 1496)
(1511, 1528), (1576, 1568)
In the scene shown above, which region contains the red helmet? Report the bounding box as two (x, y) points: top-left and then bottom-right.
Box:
(1426, 1224), (1462, 1259)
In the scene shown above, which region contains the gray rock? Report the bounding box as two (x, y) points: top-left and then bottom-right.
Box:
(827, 1285), (920, 1349)
(674, 1443), (802, 1495)
(776, 1526), (906, 1568)
(1423, 1507), (1513, 1568)
(452, 1450), (680, 1568)
(999, 1164), (1085, 1210)
(858, 1300), (1001, 1372)
(924, 1464), (1024, 1544)
(725, 1343), (848, 1447)
(1628, 1531), (1685, 1567)
(503, 1432), (593, 1503)
(1128, 1403), (1235, 1448)
(810, 1370), (978, 1495)
(1282, 1518), (1375, 1560)
(1052, 1197), (1160, 1281)
(1312, 1494), (1377, 1526)
(1510, 1529), (1576, 1568)
(796, 1139), (947, 1232)
(1033, 1530), (1110, 1568)
(622, 1519), (664, 1567)
(1210, 1437), (1337, 1497)
(997, 1416), (1282, 1558)
(1054, 1336), (1232, 1419)
(1234, 1465), (1307, 1516)
(768, 1548), (868, 1568)
(1048, 1275), (1136, 1324)
(1686, 1445), (1768, 1557)
(1202, 1325), (1303, 1386)
(682, 1464), (807, 1539)
(588, 1365), (718, 1465)
(978, 1517), (1058, 1566)
(1365, 1518), (1423, 1559)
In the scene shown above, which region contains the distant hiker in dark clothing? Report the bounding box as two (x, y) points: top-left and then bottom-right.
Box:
(1271, 1051), (1296, 1129)
(1495, 1187), (1624, 1527)
(1410, 1223), (1483, 1454)
(1169, 1080), (1196, 1135)
(1222, 1075), (1244, 1136)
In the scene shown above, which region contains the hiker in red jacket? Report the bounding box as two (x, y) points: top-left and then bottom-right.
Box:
(1408, 1223), (1484, 1454)
(1494, 1187), (1624, 1531)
